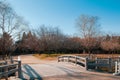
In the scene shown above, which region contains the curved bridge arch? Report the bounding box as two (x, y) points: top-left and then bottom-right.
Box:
(58, 55), (88, 70)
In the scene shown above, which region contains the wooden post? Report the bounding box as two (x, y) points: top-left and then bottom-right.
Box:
(85, 57), (88, 70)
(18, 56), (21, 78)
(5, 66), (8, 80)
(68, 56), (69, 62)
(75, 56), (77, 65)
(118, 56), (120, 62)
(10, 56), (13, 64)
(118, 62), (120, 73)
(115, 61), (118, 73)
(58, 57), (59, 62)
(4, 61), (7, 65)
(18, 60), (21, 78)
(108, 58), (112, 72)
(63, 56), (65, 62)
(63, 56), (64, 62)
(18, 56), (21, 61)
(113, 61), (120, 76)
(95, 57), (98, 70)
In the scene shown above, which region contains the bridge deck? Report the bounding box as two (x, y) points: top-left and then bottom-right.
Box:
(13, 55), (120, 80)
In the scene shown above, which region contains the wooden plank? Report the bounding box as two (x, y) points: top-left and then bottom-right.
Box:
(78, 61), (85, 64)
(0, 69), (18, 78)
(88, 63), (109, 67)
(77, 56), (86, 60)
(0, 64), (18, 68)
(77, 60), (86, 64)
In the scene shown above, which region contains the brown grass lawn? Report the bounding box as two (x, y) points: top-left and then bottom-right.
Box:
(33, 53), (120, 60)
(33, 53), (61, 60)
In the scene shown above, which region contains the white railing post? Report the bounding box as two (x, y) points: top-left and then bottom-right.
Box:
(113, 61), (120, 76)
(115, 61), (118, 73)
(18, 56), (21, 61)
(118, 62), (120, 73)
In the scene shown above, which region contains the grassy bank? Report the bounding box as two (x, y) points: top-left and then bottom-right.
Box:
(33, 53), (120, 60)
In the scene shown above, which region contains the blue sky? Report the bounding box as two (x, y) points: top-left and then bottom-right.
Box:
(7, 0), (120, 35)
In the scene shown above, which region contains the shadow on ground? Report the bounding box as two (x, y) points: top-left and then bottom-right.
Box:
(20, 64), (42, 80)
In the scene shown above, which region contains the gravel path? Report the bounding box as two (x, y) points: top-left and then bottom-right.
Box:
(16, 54), (120, 80)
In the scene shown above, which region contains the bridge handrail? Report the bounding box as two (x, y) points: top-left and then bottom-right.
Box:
(0, 60), (21, 79)
(58, 55), (88, 70)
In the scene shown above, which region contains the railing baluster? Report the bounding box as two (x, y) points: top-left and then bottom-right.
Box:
(118, 62), (120, 73)
(115, 61), (118, 73)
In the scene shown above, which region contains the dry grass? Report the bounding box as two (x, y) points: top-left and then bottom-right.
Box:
(91, 54), (120, 58)
(33, 53), (120, 60)
(33, 53), (61, 60)
(76, 53), (120, 58)
(33, 53), (80, 60)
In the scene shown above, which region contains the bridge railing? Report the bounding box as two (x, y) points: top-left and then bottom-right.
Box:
(58, 55), (120, 72)
(0, 58), (21, 80)
(58, 55), (88, 70)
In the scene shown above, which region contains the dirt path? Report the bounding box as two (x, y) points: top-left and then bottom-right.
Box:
(16, 54), (120, 80)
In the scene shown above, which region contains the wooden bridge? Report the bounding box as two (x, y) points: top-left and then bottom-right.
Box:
(58, 55), (120, 72)
(0, 58), (21, 80)
(0, 55), (120, 80)
(58, 55), (88, 70)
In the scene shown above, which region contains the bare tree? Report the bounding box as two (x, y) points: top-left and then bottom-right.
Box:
(76, 14), (101, 38)
(16, 31), (39, 54)
(0, 1), (28, 58)
(76, 14), (101, 56)
(0, 1), (25, 35)
(33, 25), (66, 53)
(101, 35), (120, 57)
(0, 32), (13, 59)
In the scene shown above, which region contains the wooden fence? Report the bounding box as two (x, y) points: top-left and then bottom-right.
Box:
(0, 59), (21, 80)
(58, 55), (120, 72)
(89, 57), (120, 72)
